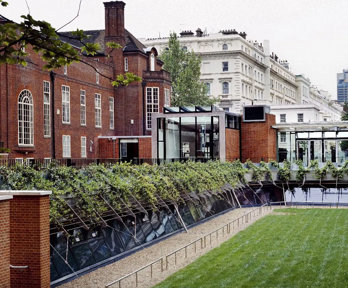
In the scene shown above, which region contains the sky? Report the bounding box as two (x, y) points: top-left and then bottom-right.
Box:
(2, 0), (348, 99)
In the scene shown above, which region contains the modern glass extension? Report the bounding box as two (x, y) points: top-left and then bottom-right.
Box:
(154, 106), (240, 161)
(276, 124), (348, 165)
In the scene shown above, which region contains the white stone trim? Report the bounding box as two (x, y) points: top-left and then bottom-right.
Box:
(0, 190), (52, 196)
(0, 195), (13, 201)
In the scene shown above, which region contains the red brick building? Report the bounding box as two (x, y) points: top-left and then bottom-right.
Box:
(0, 1), (171, 162)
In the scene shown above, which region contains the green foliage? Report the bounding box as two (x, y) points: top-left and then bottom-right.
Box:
(2, 159), (348, 233)
(0, 147), (10, 153)
(0, 5), (141, 87)
(294, 160), (309, 182)
(160, 33), (216, 106)
(342, 102), (348, 121)
(0, 161), (247, 230)
(278, 160), (291, 182)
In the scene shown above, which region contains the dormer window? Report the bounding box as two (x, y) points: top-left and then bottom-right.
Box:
(222, 44), (228, 50)
(150, 53), (155, 71)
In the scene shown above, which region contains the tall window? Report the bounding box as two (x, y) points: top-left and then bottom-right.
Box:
(81, 136), (87, 158)
(222, 61), (229, 72)
(297, 113), (304, 122)
(164, 88), (170, 107)
(222, 82), (229, 94)
(18, 90), (34, 146)
(146, 87), (159, 129)
(109, 97), (114, 130)
(43, 81), (50, 137)
(280, 114), (286, 123)
(95, 93), (102, 127)
(150, 53), (155, 71)
(62, 85), (70, 124)
(80, 90), (86, 126)
(62, 135), (71, 158)
(205, 83), (211, 95)
(124, 57), (128, 72)
(96, 71), (99, 84)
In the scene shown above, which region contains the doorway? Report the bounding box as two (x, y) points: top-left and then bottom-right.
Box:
(120, 139), (139, 162)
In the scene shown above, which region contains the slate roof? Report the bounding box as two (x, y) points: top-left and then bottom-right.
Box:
(59, 29), (147, 55)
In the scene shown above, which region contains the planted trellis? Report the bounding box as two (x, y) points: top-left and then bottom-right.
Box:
(2, 159), (348, 284)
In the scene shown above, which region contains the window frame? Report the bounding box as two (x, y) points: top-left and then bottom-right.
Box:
(146, 87), (159, 130)
(280, 132), (286, 143)
(18, 89), (34, 146)
(43, 81), (50, 138)
(109, 97), (114, 130)
(62, 85), (70, 124)
(62, 135), (71, 158)
(95, 93), (102, 128)
(81, 136), (87, 158)
(80, 90), (86, 126)
(297, 113), (304, 123)
(222, 82), (229, 94)
(280, 114), (286, 123)
(124, 57), (128, 72)
(222, 61), (229, 72)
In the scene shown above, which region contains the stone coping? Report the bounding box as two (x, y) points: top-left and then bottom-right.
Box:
(0, 195), (13, 201)
(0, 190), (52, 196)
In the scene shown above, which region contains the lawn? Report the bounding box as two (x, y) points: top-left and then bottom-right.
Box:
(155, 209), (348, 288)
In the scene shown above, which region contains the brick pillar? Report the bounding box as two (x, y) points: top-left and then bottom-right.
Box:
(0, 195), (12, 288)
(241, 113), (277, 162)
(0, 191), (51, 288)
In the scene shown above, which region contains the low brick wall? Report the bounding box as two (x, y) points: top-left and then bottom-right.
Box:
(0, 191), (51, 288)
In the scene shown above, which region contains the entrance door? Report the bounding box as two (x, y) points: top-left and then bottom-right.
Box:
(120, 139), (139, 162)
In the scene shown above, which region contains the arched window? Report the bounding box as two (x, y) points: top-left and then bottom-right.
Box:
(182, 46), (187, 51)
(222, 82), (229, 94)
(18, 90), (34, 145)
(150, 53), (155, 71)
(222, 44), (228, 50)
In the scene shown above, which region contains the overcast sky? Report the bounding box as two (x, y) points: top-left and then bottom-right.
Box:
(2, 0), (348, 99)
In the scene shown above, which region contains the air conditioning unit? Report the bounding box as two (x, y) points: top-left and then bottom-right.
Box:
(243, 105), (270, 122)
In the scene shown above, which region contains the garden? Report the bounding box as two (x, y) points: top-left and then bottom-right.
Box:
(155, 208), (348, 288)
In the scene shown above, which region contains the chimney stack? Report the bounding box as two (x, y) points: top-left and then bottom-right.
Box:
(104, 1), (126, 47)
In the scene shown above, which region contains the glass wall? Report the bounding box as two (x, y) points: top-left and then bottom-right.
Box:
(157, 116), (225, 160)
(277, 130), (348, 165)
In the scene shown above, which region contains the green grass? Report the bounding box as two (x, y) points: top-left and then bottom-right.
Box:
(155, 209), (348, 288)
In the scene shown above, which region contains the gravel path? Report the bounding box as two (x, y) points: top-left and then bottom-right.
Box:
(59, 206), (273, 288)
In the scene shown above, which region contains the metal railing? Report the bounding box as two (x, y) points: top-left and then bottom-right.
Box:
(105, 204), (272, 288)
(0, 157), (219, 168)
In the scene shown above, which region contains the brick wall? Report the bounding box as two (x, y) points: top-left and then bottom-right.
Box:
(139, 137), (152, 159)
(0, 197), (11, 288)
(225, 129), (240, 162)
(9, 194), (51, 288)
(241, 113), (277, 162)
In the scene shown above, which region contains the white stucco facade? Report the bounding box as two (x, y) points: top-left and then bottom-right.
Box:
(142, 30), (342, 120)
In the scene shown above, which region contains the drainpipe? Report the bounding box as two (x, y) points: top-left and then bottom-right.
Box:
(6, 64), (9, 148)
(50, 71), (56, 159)
(142, 81), (146, 135)
(239, 117), (242, 161)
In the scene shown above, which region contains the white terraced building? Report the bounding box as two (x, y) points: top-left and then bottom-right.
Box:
(142, 29), (342, 120)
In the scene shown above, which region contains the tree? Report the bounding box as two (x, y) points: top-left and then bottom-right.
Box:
(342, 102), (348, 121)
(0, 0), (141, 87)
(160, 32), (216, 106)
